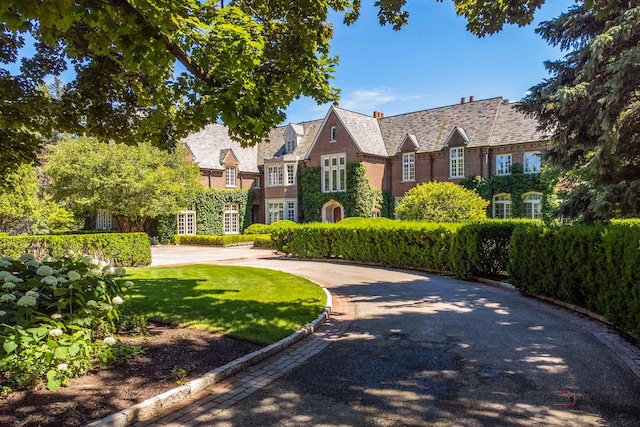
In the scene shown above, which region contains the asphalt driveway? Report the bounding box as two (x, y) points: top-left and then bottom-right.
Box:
(150, 246), (640, 426)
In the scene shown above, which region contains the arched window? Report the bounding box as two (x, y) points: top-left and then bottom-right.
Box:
(523, 193), (543, 219)
(493, 194), (511, 219)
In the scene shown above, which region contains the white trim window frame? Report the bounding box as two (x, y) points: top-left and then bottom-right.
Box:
(496, 154), (512, 176)
(177, 208), (196, 235)
(267, 165), (283, 187)
(286, 200), (297, 221)
(523, 192), (543, 219)
(286, 163), (296, 186)
(493, 194), (512, 219)
(321, 154), (346, 193)
(253, 176), (261, 189)
(224, 202), (239, 234)
(225, 166), (236, 187)
(402, 152), (415, 182)
(286, 139), (296, 153)
(95, 209), (111, 230)
(450, 147), (464, 178)
(330, 126), (336, 142)
(524, 151), (541, 174)
(266, 201), (284, 224)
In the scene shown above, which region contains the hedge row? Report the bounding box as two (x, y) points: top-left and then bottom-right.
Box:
(171, 234), (269, 246)
(0, 233), (151, 266)
(508, 222), (640, 339)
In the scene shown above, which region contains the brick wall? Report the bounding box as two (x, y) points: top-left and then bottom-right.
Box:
(307, 110), (362, 166)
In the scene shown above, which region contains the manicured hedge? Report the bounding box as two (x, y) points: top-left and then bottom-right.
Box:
(0, 233), (151, 266)
(508, 222), (640, 340)
(172, 234), (269, 246)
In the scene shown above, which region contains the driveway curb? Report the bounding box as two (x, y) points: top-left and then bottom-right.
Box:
(86, 287), (333, 427)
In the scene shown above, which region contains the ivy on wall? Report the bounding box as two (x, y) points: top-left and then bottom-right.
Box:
(156, 188), (254, 241)
(461, 163), (558, 221)
(299, 163), (376, 222)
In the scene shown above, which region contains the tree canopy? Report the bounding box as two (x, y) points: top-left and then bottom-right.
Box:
(519, 1), (640, 221)
(43, 136), (201, 231)
(395, 181), (488, 222)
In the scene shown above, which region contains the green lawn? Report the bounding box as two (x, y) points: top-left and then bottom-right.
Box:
(124, 265), (326, 344)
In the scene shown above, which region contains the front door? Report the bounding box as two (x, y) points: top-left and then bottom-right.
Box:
(333, 206), (342, 223)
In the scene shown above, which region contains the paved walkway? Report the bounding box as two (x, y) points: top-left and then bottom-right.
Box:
(130, 246), (640, 426)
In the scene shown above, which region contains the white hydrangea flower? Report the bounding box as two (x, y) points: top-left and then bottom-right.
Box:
(81, 255), (95, 266)
(25, 260), (40, 268)
(63, 249), (76, 258)
(114, 267), (126, 277)
(87, 268), (102, 278)
(100, 304), (113, 311)
(57, 277), (68, 284)
(0, 256), (13, 262)
(57, 363), (68, 370)
(102, 265), (115, 276)
(36, 265), (54, 277)
(86, 300), (98, 307)
(18, 253), (35, 262)
(103, 336), (117, 345)
(67, 271), (81, 281)
(25, 290), (39, 298)
(0, 271), (10, 280)
(4, 274), (23, 283)
(16, 295), (37, 307)
(0, 293), (16, 302)
(49, 328), (63, 337)
(2, 282), (15, 290)
(0, 260), (11, 268)
(41, 255), (55, 263)
(96, 260), (107, 270)
(0, 310), (5, 316)
(124, 281), (134, 288)
(112, 296), (123, 305)
(51, 313), (62, 320)
(41, 276), (58, 287)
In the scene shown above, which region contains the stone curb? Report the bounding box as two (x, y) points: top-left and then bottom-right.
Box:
(86, 287), (333, 427)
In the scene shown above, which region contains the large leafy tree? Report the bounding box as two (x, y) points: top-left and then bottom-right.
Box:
(0, 164), (40, 233)
(519, 1), (640, 221)
(395, 181), (488, 222)
(44, 136), (201, 231)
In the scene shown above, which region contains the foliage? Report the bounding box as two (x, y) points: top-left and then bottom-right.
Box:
(519, 3), (640, 222)
(252, 235), (271, 248)
(172, 234), (268, 246)
(0, 233), (151, 267)
(395, 181), (489, 222)
(28, 196), (81, 236)
(298, 163), (375, 222)
(508, 221), (640, 340)
(44, 136), (201, 232)
(126, 264), (326, 344)
(243, 223), (272, 235)
(0, 252), (133, 391)
(0, 164), (39, 233)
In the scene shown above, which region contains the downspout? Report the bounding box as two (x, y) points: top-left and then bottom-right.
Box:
(429, 154), (434, 182)
(208, 170), (212, 188)
(480, 148), (484, 177)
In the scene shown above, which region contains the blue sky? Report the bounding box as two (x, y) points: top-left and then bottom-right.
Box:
(282, 0), (575, 124)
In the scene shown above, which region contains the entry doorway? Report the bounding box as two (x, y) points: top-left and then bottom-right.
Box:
(321, 200), (344, 223)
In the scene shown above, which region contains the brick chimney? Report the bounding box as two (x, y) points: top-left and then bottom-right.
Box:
(373, 111), (384, 119)
(461, 97), (467, 104)
(470, 95), (475, 102)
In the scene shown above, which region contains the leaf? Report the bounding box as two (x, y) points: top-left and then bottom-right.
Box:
(54, 346), (68, 359)
(3, 340), (18, 354)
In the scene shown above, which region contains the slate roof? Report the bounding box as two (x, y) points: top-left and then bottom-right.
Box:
(181, 123), (259, 173)
(261, 119), (324, 162)
(333, 107), (388, 157)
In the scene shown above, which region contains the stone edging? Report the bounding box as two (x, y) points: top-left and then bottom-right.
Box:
(86, 287), (333, 427)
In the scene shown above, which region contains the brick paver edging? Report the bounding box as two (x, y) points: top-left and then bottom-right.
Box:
(86, 287), (333, 427)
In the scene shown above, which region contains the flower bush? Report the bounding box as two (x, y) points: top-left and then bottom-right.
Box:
(0, 251), (132, 391)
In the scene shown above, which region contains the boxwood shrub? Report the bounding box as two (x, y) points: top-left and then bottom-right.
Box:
(172, 234), (269, 246)
(0, 233), (151, 267)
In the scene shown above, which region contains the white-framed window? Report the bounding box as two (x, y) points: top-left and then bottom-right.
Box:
(177, 208), (196, 235)
(330, 126), (336, 142)
(450, 147), (464, 178)
(267, 165), (283, 186)
(523, 192), (543, 219)
(286, 139), (296, 153)
(496, 154), (512, 176)
(224, 202), (239, 234)
(321, 154), (346, 192)
(286, 164), (295, 186)
(286, 200), (296, 221)
(95, 209), (111, 230)
(524, 151), (541, 174)
(253, 176), (261, 189)
(402, 152), (415, 181)
(267, 202), (284, 224)
(493, 194), (512, 219)
(225, 166), (236, 187)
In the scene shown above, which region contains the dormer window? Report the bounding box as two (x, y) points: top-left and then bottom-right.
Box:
(225, 166), (236, 187)
(286, 139), (296, 153)
(330, 126), (336, 142)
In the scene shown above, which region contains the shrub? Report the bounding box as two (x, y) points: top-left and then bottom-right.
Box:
(252, 235), (271, 248)
(0, 252), (134, 391)
(395, 181), (489, 222)
(243, 223), (272, 235)
(0, 233), (151, 267)
(172, 234), (268, 246)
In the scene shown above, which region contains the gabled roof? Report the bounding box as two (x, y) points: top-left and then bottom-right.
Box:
(260, 119), (324, 164)
(307, 106), (388, 158)
(443, 126), (471, 147)
(397, 134), (420, 153)
(219, 149), (239, 166)
(181, 123), (259, 173)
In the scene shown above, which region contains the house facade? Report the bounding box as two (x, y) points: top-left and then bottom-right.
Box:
(175, 96), (548, 235)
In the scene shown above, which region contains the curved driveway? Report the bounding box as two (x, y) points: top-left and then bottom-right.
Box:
(150, 246), (640, 426)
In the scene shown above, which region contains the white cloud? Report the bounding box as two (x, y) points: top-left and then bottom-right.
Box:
(338, 88), (397, 112)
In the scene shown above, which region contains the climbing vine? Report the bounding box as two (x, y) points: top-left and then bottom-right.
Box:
(461, 163), (558, 221)
(156, 188), (253, 241)
(299, 163), (376, 222)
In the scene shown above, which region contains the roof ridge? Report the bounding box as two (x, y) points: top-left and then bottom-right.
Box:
(379, 96), (504, 121)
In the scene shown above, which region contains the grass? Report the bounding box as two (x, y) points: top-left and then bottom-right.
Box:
(124, 264), (326, 344)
